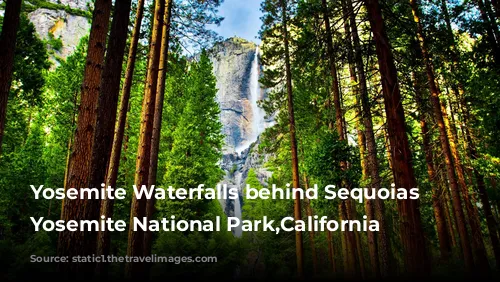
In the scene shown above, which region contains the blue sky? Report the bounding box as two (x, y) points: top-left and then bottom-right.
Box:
(211, 0), (263, 44)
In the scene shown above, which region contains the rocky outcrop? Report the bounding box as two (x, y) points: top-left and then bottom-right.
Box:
(209, 37), (261, 153)
(28, 8), (90, 60)
(209, 38), (274, 236)
(0, 0), (93, 64)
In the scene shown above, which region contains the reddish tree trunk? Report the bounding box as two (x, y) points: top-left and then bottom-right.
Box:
(144, 0), (174, 264)
(126, 0), (165, 278)
(57, 0), (112, 276)
(413, 71), (451, 261)
(0, 0), (23, 153)
(365, 0), (430, 275)
(279, 0), (304, 278)
(321, 0), (360, 277)
(409, 0), (475, 272)
(92, 0), (134, 276)
(302, 174), (319, 275)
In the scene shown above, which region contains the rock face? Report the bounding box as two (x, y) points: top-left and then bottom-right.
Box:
(28, 8), (90, 60)
(209, 37), (272, 154)
(0, 0), (93, 64)
(208, 38), (274, 236)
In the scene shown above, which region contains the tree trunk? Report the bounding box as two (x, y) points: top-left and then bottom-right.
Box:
(476, 0), (500, 64)
(126, 0), (165, 278)
(409, 0), (476, 272)
(341, 3), (368, 278)
(327, 230), (337, 273)
(279, 0), (304, 278)
(347, 0), (391, 276)
(442, 0), (500, 261)
(56, 0), (112, 276)
(441, 183), (458, 248)
(302, 174), (318, 276)
(364, 0), (430, 276)
(321, 0), (360, 277)
(89, 0), (132, 189)
(461, 104), (500, 269)
(445, 105), (491, 274)
(448, 0), (500, 268)
(0, 0), (23, 153)
(144, 0), (174, 268)
(413, 71), (451, 261)
(91, 0), (133, 276)
(61, 90), (79, 215)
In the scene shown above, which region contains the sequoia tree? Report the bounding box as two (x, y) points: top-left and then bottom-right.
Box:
(364, 0), (430, 275)
(0, 0), (23, 153)
(57, 0), (112, 275)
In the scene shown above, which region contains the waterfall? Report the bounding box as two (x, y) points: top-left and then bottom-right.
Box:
(233, 193), (243, 237)
(249, 46), (265, 141)
(235, 46), (265, 154)
(230, 46), (264, 237)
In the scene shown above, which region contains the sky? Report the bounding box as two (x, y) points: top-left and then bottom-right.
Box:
(211, 0), (263, 44)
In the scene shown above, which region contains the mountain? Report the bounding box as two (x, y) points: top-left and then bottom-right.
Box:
(208, 37), (274, 237)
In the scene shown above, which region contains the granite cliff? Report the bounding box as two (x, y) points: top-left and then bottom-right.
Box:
(0, 0), (93, 63)
(208, 37), (274, 236)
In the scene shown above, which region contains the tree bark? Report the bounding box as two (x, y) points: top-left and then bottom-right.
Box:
(326, 230), (337, 273)
(460, 102), (500, 269)
(476, 0), (500, 64)
(302, 174), (318, 276)
(89, 0), (132, 190)
(413, 71), (451, 261)
(91, 0), (133, 276)
(56, 0), (112, 276)
(321, 0), (360, 277)
(126, 0), (165, 278)
(61, 90), (78, 215)
(443, 101), (490, 274)
(365, 0), (430, 276)
(0, 0), (23, 153)
(279, 0), (304, 278)
(408, 0), (475, 272)
(144, 0), (174, 267)
(347, 0), (391, 277)
(442, 0), (500, 265)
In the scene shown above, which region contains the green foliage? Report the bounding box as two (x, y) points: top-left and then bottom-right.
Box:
(11, 14), (51, 106)
(153, 200), (243, 279)
(23, 0), (92, 18)
(163, 50), (224, 190)
(45, 32), (63, 53)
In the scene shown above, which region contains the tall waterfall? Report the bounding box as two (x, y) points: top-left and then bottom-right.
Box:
(232, 47), (264, 237)
(235, 47), (265, 154)
(249, 46), (265, 142)
(211, 40), (274, 239)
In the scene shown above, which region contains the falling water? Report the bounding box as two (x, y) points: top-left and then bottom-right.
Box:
(231, 46), (264, 237)
(235, 46), (265, 154)
(233, 192), (243, 237)
(249, 46), (266, 141)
